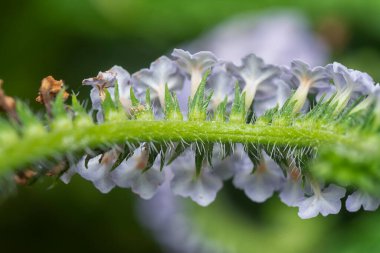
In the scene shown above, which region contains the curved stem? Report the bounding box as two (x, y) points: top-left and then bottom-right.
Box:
(0, 118), (351, 174)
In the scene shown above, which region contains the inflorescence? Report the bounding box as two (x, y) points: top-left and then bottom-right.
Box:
(1, 49), (380, 218)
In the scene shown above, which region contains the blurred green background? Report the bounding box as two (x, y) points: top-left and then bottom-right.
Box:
(2, 0), (380, 252)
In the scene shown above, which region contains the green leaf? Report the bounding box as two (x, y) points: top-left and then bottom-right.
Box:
(188, 69), (211, 121)
(51, 89), (67, 118)
(167, 142), (190, 165)
(194, 142), (214, 176)
(110, 144), (135, 171)
(145, 88), (152, 108)
(229, 83), (246, 123)
(214, 97), (228, 122)
(142, 142), (167, 172)
(16, 101), (41, 127)
(164, 84), (183, 120)
(244, 144), (261, 166)
(130, 86), (140, 107)
(102, 89), (116, 117)
(71, 93), (86, 115)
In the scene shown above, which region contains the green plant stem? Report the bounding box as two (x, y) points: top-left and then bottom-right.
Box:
(0, 119), (351, 174)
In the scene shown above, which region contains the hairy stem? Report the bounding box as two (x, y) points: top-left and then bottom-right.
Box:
(0, 118), (351, 174)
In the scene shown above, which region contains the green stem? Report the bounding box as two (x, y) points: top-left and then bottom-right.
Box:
(0, 119), (350, 174)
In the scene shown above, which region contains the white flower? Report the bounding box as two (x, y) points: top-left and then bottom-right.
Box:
(171, 49), (217, 97)
(170, 150), (223, 206)
(327, 62), (374, 94)
(297, 184), (346, 219)
(206, 69), (235, 111)
(324, 62), (375, 112)
(132, 56), (184, 108)
(346, 190), (380, 212)
(111, 145), (165, 199)
(254, 78), (291, 116)
(208, 143), (237, 180)
(226, 54), (281, 111)
(70, 151), (117, 193)
(289, 60), (329, 112)
(83, 65), (131, 122)
(279, 166), (305, 207)
(233, 151), (285, 203)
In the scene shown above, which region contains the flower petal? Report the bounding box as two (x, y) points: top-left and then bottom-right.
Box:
(233, 152), (284, 203)
(111, 146), (165, 199)
(75, 154), (116, 193)
(297, 184), (346, 219)
(346, 191), (380, 212)
(170, 150), (223, 206)
(227, 54), (280, 109)
(132, 56), (184, 107)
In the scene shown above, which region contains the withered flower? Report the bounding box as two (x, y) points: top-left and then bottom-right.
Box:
(0, 79), (18, 122)
(14, 169), (37, 186)
(36, 76), (69, 110)
(45, 161), (67, 177)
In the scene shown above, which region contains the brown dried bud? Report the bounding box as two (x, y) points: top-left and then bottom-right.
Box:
(14, 169), (37, 185)
(0, 80), (19, 122)
(36, 75), (69, 106)
(46, 161), (67, 177)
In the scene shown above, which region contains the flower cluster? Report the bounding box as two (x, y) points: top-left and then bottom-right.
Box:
(62, 49), (379, 219)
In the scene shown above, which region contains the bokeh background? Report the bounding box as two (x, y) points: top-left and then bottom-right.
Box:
(1, 0), (380, 252)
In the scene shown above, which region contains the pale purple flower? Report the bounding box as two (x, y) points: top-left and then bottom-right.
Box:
(297, 184), (346, 219)
(279, 166), (305, 207)
(233, 151), (285, 203)
(289, 60), (329, 112)
(111, 145), (165, 199)
(171, 49), (217, 97)
(254, 78), (291, 116)
(170, 149), (223, 206)
(324, 63), (375, 112)
(68, 152), (117, 193)
(206, 69), (235, 111)
(132, 56), (184, 108)
(186, 10), (328, 67)
(226, 54), (281, 111)
(327, 62), (374, 94)
(83, 65), (131, 122)
(346, 190), (380, 212)
(208, 143), (237, 180)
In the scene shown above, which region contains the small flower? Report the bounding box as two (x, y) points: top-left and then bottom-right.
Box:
(83, 65), (131, 122)
(206, 69), (235, 111)
(171, 49), (218, 97)
(170, 149), (223, 206)
(71, 151), (118, 193)
(132, 56), (185, 108)
(297, 183), (346, 219)
(279, 164), (305, 207)
(327, 62), (374, 94)
(325, 62), (375, 113)
(233, 151), (285, 203)
(254, 78), (291, 116)
(208, 143), (237, 180)
(346, 190), (380, 212)
(227, 54), (281, 111)
(289, 60), (329, 112)
(111, 145), (165, 199)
